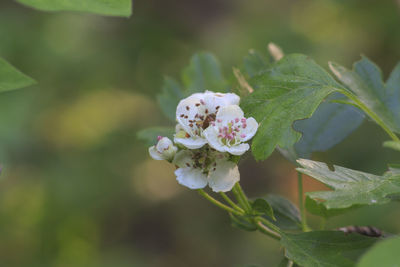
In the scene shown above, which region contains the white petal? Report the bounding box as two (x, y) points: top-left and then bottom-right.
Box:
(174, 136), (207, 149)
(221, 93), (240, 105)
(208, 160), (240, 192)
(225, 143), (250, 156)
(216, 105), (244, 123)
(241, 117), (259, 141)
(175, 167), (208, 190)
(172, 150), (193, 168)
(204, 91), (240, 106)
(199, 92), (240, 115)
(156, 137), (173, 152)
(176, 97), (204, 135)
(149, 146), (164, 160)
(203, 127), (227, 153)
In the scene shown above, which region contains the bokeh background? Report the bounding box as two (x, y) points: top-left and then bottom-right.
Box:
(0, 0), (399, 266)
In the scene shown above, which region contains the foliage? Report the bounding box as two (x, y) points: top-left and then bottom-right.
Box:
(329, 57), (400, 134)
(16, 0), (133, 17)
(156, 52), (228, 121)
(281, 231), (377, 267)
(241, 54), (341, 160)
(145, 46), (400, 266)
(357, 236), (400, 267)
(0, 58), (35, 92)
(297, 159), (400, 216)
(2, 0), (400, 265)
(262, 194), (301, 230)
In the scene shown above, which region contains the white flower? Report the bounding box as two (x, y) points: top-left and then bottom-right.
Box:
(174, 91), (240, 149)
(149, 136), (177, 162)
(172, 149), (240, 192)
(204, 105), (258, 155)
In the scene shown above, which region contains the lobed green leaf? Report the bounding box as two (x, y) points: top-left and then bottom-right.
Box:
(297, 159), (400, 215)
(281, 231), (378, 267)
(329, 57), (400, 134)
(241, 54), (342, 160)
(292, 93), (364, 159)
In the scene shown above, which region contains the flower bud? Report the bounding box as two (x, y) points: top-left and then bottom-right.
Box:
(149, 136), (177, 162)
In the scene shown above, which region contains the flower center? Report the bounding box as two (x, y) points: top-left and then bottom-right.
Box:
(185, 147), (221, 173)
(217, 118), (247, 146)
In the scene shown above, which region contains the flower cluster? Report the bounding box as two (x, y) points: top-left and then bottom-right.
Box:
(149, 91), (258, 192)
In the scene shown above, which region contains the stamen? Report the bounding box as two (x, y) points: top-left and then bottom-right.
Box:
(180, 114), (185, 118)
(195, 103), (200, 107)
(186, 106), (190, 111)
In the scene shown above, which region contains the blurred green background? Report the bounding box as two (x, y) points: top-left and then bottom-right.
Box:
(0, 0), (399, 266)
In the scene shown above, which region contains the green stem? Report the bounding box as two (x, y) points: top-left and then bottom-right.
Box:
(220, 192), (245, 213)
(256, 216), (282, 235)
(255, 221), (281, 240)
(233, 183), (252, 213)
(339, 89), (400, 142)
(297, 172), (310, 232)
(198, 189), (243, 216)
(232, 183), (282, 239)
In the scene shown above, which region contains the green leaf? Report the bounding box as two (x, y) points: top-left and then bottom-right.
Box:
(305, 195), (358, 218)
(251, 198), (275, 220)
(136, 127), (175, 146)
(243, 49), (269, 77)
(16, 0), (132, 17)
(383, 140), (400, 152)
(156, 52), (228, 121)
(292, 93), (365, 159)
(357, 236), (400, 267)
(297, 159), (400, 213)
(229, 214), (257, 232)
(263, 194), (301, 230)
(157, 76), (184, 121)
(281, 231), (378, 267)
(0, 58), (36, 92)
(181, 52), (228, 94)
(241, 54), (342, 160)
(241, 51), (364, 161)
(329, 57), (400, 133)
